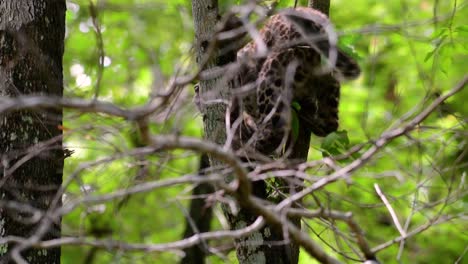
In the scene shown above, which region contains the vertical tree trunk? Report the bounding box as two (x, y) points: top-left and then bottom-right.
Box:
(192, 1), (267, 263)
(0, 1), (66, 263)
(190, 0), (319, 263)
(180, 154), (213, 264)
(308, 0), (330, 14)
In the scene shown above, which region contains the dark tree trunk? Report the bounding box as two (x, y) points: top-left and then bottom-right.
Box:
(308, 0), (330, 14)
(180, 154), (214, 264)
(0, 1), (66, 263)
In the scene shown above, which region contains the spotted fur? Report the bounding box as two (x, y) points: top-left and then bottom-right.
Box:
(232, 7), (360, 154)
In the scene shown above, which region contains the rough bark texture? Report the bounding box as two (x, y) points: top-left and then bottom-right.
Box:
(191, 1), (226, 262)
(0, 0), (66, 263)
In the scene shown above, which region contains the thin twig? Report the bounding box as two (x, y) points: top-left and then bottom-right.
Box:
(374, 184), (406, 237)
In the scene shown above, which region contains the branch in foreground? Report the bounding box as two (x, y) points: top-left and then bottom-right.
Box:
(287, 208), (375, 261)
(136, 134), (342, 263)
(0, 217), (265, 253)
(374, 184), (406, 237)
(371, 214), (463, 253)
(0, 95), (166, 121)
(276, 75), (467, 212)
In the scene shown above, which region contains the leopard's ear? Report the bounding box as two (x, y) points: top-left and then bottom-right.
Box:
(335, 49), (361, 80)
(282, 8), (329, 36)
(282, 8), (361, 81)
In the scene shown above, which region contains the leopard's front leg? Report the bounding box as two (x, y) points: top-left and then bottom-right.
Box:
(252, 49), (300, 155)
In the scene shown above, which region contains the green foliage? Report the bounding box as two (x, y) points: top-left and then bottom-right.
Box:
(320, 130), (350, 157)
(291, 102), (301, 140)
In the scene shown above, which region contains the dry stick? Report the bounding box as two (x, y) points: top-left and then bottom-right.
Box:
(287, 208), (375, 260)
(374, 184), (406, 237)
(0, 95), (161, 120)
(89, 1), (105, 99)
(1, 217), (265, 253)
(371, 214), (462, 253)
(14, 212), (458, 264)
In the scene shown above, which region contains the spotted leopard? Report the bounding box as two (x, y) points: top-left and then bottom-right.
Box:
(232, 7), (360, 154)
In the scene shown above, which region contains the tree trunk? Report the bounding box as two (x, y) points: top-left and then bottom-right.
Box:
(190, 0), (309, 263)
(191, 1), (334, 263)
(180, 154), (213, 264)
(308, 0), (330, 16)
(308, 0), (330, 14)
(0, 0), (66, 263)
(193, 1), (272, 263)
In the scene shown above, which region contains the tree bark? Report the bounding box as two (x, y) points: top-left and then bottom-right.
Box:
(193, 1), (272, 263)
(0, 0), (66, 263)
(308, 0), (330, 15)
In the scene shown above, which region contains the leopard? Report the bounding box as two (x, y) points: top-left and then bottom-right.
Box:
(231, 7), (361, 155)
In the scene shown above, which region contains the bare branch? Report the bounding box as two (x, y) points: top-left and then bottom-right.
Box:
(374, 184), (406, 237)
(1, 217), (265, 253)
(276, 75), (467, 211)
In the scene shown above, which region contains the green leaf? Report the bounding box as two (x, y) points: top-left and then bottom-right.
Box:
(424, 50), (435, 62)
(454, 25), (468, 33)
(338, 34), (363, 59)
(321, 130), (350, 157)
(291, 109), (300, 140)
(292, 100), (301, 111)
